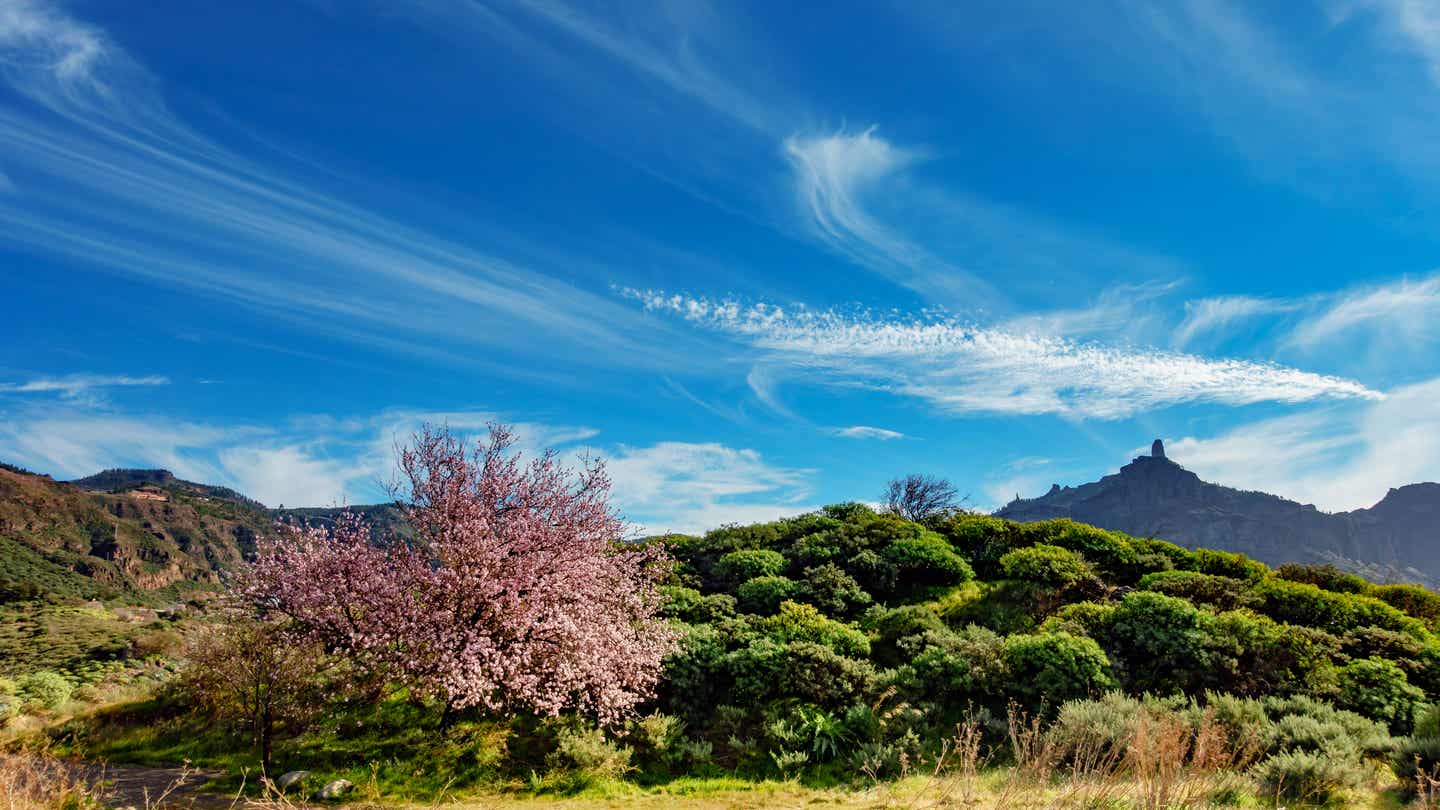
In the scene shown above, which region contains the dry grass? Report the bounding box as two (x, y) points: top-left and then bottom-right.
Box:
(856, 703), (1264, 810)
(0, 750), (100, 810)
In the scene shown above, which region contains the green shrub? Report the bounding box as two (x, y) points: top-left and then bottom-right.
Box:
(1370, 583), (1440, 626)
(1002, 631), (1117, 708)
(736, 575), (798, 614)
(1390, 735), (1440, 790)
(1251, 749), (1363, 803)
(879, 530), (973, 591)
(872, 604), (945, 668)
(1045, 692), (1150, 765)
(1104, 591), (1211, 694)
(660, 586), (736, 624)
(659, 623), (727, 721)
(0, 677), (18, 719)
(1265, 713), (1363, 756)
(797, 564), (871, 618)
(545, 725), (633, 787)
(627, 712), (685, 765)
(1039, 601), (1116, 637)
(17, 670), (73, 710)
(759, 601), (869, 658)
(1275, 563), (1369, 594)
(1336, 657), (1423, 734)
(1260, 694), (1394, 759)
(716, 550), (787, 584)
(1192, 549), (1269, 581)
(1138, 570), (1258, 611)
(1205, 610), (1339, 697)
(725, 638), (787, 705)
(781, 642), (877, 707)
(845, 550), (898, 595)
(999, 544), (1094, 589)
(1254, 577), (1426, 637)
(1046, 523), (1144, 582)
(1129, 537), (1197, 571)
(891, 624), (1006, 707)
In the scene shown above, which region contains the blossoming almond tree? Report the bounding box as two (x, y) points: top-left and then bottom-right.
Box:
(242, 424), (675, 724)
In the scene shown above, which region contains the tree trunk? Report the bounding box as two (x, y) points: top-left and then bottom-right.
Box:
(439, 698), (461, 729)
(261, 706), (274, 778)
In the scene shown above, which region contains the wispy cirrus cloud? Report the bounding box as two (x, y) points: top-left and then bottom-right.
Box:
(1285, 273), (1440, 350)
(626, 289), (1382, 420)
(1166, 374), (1440, 511)
(784, 128), (1001, 304)
(1173, 295), (1301, 348)
(1165, 272), (1440, 379)
(834, 425), (905, 440)
(0, 373), (168, 397)
(0, 0), (668, 371)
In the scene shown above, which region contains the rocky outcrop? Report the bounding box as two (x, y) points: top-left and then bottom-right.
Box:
(996, 440), (1438, 586)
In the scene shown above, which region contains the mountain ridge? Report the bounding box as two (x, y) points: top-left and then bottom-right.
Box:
(995, 440), (1439, 586)
(0, 463), (402, 602)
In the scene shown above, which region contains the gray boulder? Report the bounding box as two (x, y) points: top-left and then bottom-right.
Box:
(276, 770), (311, 790)
(316, 779), (353, 800)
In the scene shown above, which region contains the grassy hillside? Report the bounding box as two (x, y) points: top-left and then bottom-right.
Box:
(28, 503), (1440, 806)
(0, 465), (405, 606)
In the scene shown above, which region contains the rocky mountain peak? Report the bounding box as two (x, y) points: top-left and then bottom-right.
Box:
(995, 439), (1440, 586)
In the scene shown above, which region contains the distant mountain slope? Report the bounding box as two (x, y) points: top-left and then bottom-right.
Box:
(0, 464), (404, 601)
(995, 441), (1438, 586)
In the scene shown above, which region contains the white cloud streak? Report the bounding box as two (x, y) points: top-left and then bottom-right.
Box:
(0, 0), (663, 369)
(627, 289), (1383, 420)
(1168, 374), (1440, 511)
(1285, 273), (1440, 350)
(1173, 295), (1300, 348)
(834, 425), (905, 440)
(784, 128), (1000, 303)
(0, 373), (168, 397)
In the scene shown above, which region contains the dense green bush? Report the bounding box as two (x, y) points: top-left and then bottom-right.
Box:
(1371, 583), (1440, 625)
(878, 530), (973, 592)
(889, 624), (1005, 709)
(1205, 609), (1337, 697)
(1137, 570), (1258, 611)
(544, 724), (633, 788)
(716, 550), (787, 584)
(871, 604), (946, 668)
(1335, 656), (1423, 733)
(797, 564), (871, 618)
(1253, 577), (1427, 637)
(1275, 563), (1369, 594)
(1251, 749), (1363, 803)
(999, 544), (1094, 589)
(1390, 735), (1440, 790)
(1001, 632), (1116, 708)
(660, 586), (736, 624)
(735, 575), (798, 615)
(1192, 549), (1269, 581)
(1102, 591), (1212, 693)
(16, 670), (72, 710)
(758, 601), (869, 658)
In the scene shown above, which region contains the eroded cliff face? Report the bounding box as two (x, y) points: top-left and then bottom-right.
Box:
(996, 441), (1438, 585)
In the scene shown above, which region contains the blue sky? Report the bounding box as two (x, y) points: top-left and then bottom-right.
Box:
(4, 0), (1440, 533)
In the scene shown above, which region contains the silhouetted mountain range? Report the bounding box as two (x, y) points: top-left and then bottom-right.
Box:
(995, 440), (1440, 587)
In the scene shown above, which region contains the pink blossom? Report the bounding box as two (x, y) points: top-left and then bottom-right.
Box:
(240, 424), (676, 724)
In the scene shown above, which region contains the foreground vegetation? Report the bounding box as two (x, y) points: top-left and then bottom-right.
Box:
(8, 429), (1440, 807)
